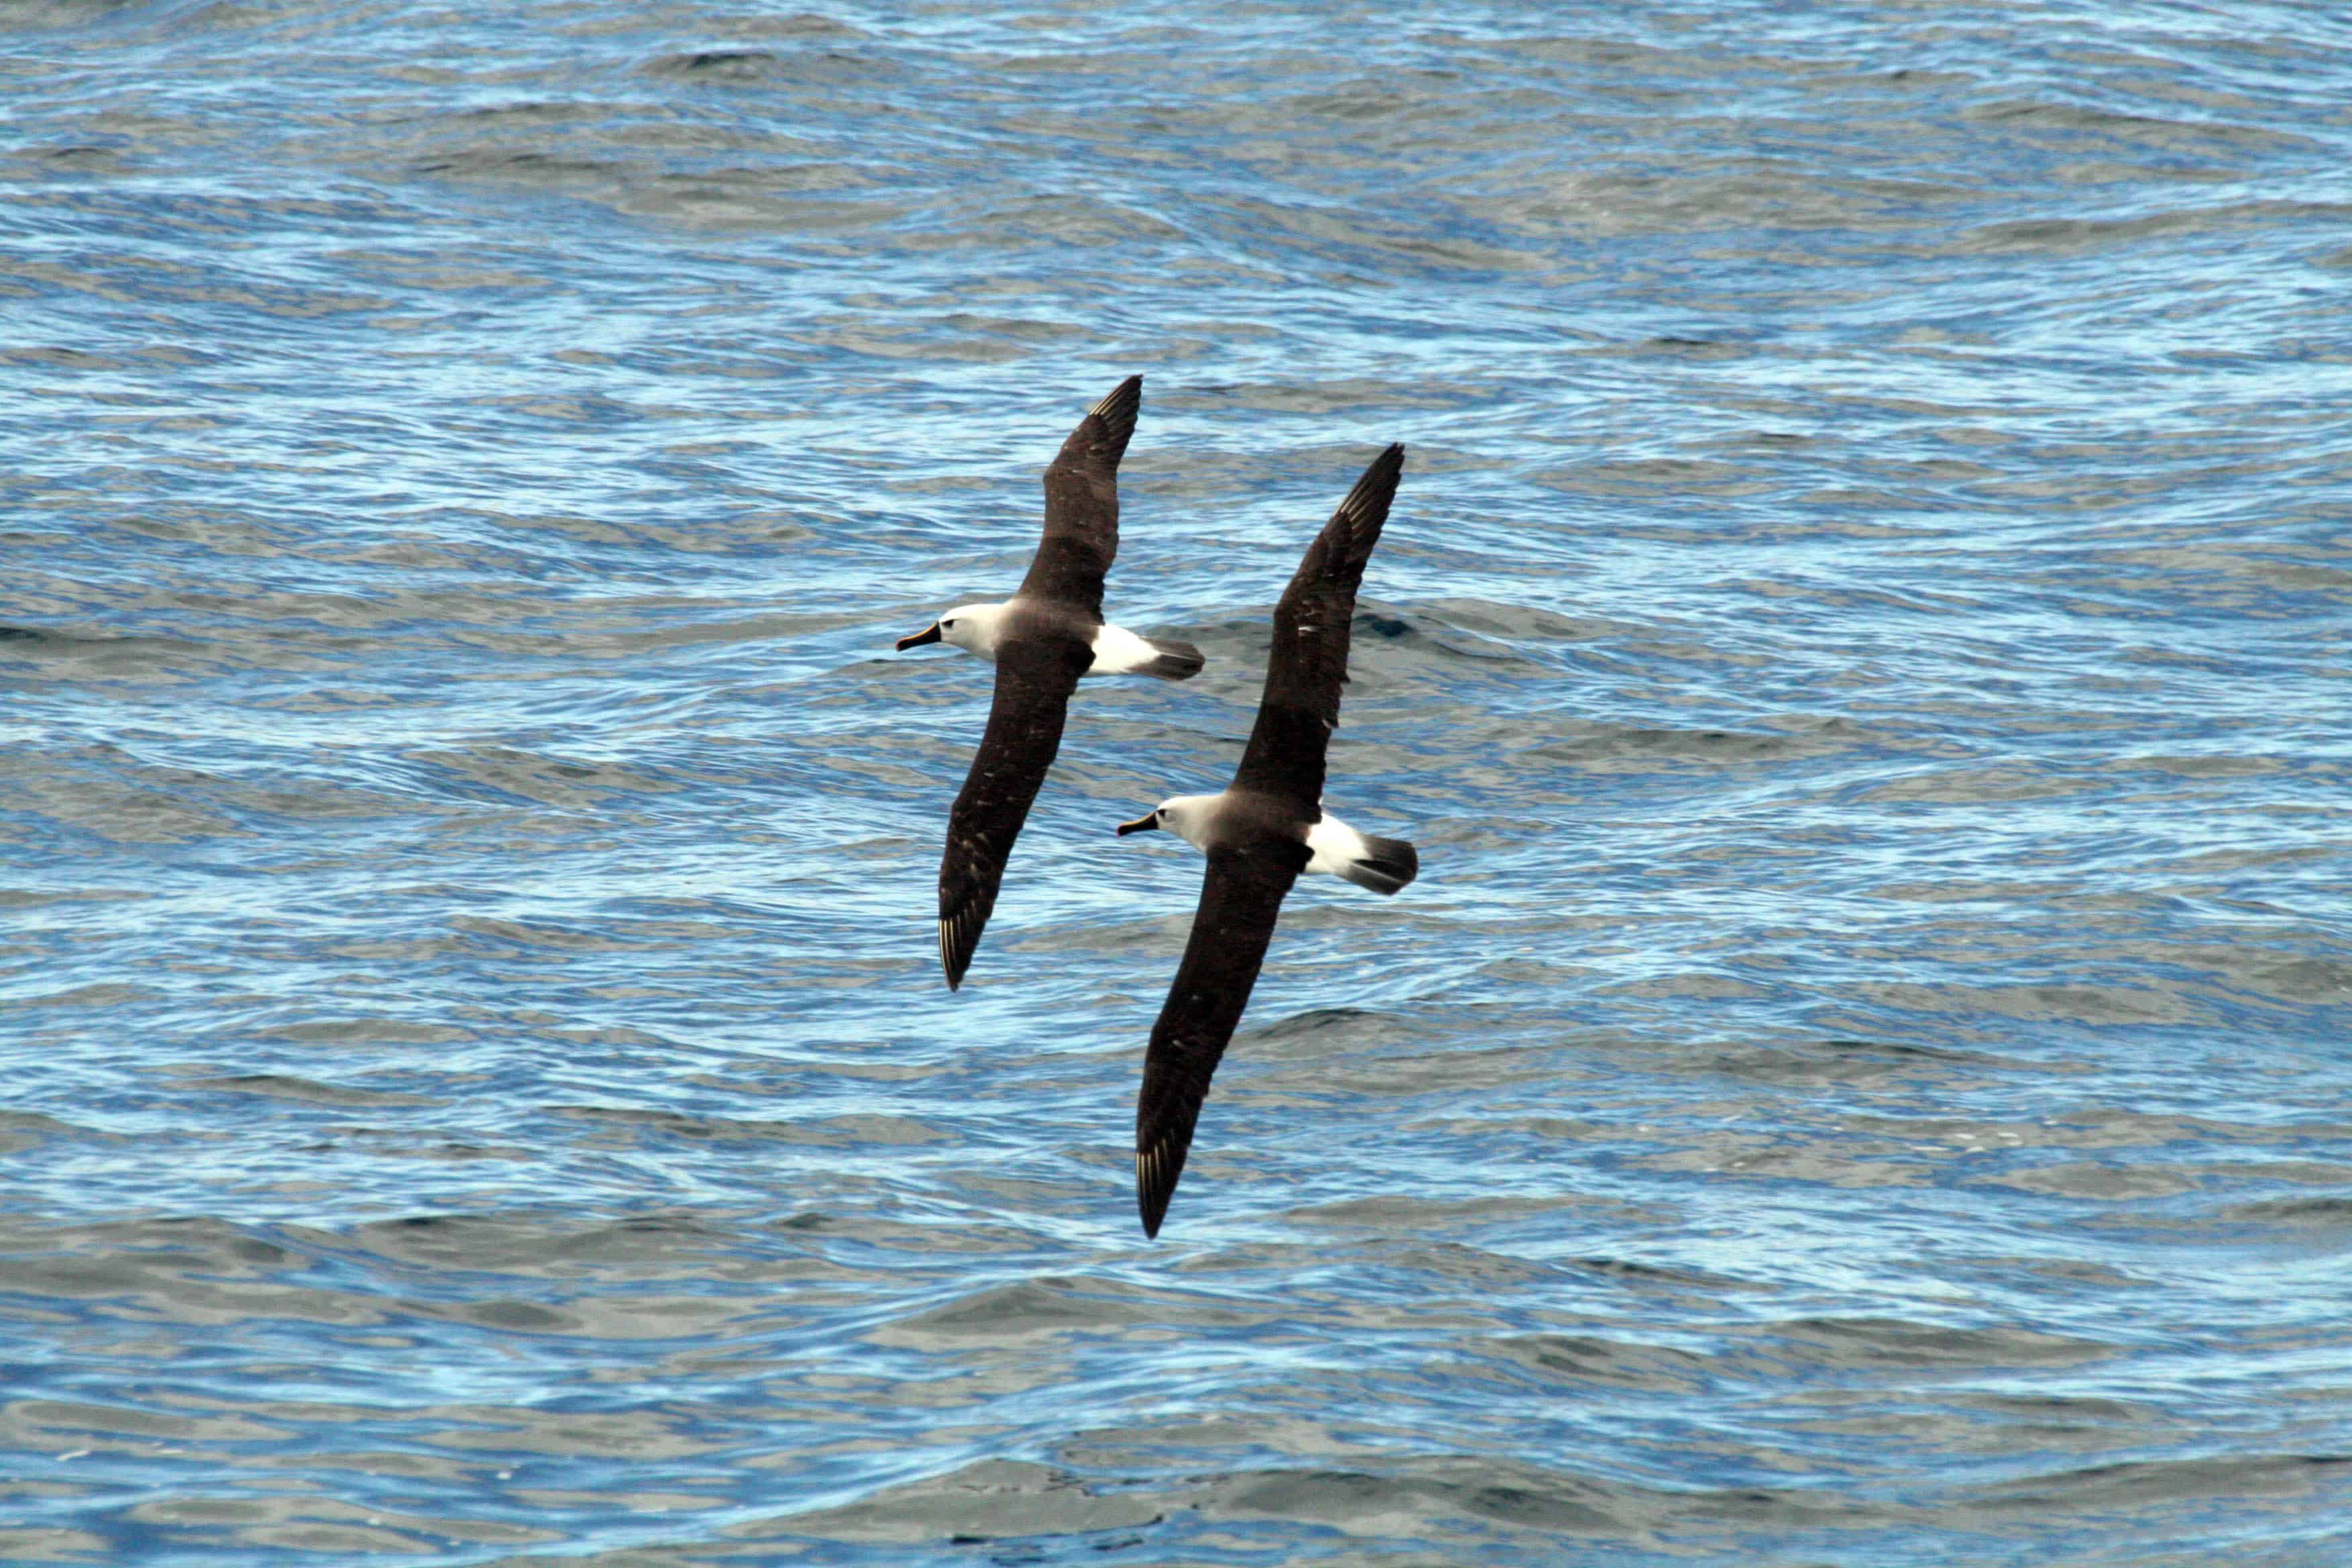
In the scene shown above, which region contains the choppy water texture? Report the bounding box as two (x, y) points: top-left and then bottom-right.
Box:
(6, 1), (2352, 1562)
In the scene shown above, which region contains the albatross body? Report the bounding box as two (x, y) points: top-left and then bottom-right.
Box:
(896, 375), (1204, 991)
(1114, 443), (1416, 1237)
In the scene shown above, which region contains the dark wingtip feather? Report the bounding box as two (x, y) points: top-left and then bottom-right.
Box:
(1087, 375), (1143, 466)
(938, 910), (975, 991)
(1329, 442), (1404, 548)
(1136, 1134), (1188, 1238)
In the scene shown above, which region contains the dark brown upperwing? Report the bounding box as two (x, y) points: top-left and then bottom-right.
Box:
(1134, 838), (1307, 1237)
(1017, 375), (1143, 619)
(1230, 443), (1404, 808)
(935, 636), (1091, 989)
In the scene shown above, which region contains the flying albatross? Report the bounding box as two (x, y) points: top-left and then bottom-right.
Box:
(1113, 442), (1417, 1237)
(896, 375), (1204, 990)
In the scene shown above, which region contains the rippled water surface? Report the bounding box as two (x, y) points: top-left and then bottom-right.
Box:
(7, 1), (2352, 1562)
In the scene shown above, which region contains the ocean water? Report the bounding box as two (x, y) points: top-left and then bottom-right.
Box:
(5, 1), (2351, 1562)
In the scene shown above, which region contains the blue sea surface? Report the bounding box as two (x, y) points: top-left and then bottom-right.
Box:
(4, 1), (2351, 1563)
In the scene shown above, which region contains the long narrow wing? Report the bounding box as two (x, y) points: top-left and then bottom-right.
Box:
(936, 638), (1089, 989)
(1134, 840), (1307, 1237)
(1231, 444), (1404, 809)
(1017, 375), (1142, 618)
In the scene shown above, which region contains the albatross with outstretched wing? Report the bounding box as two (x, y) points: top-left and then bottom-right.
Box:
(896, 376), (1204, 989)
(1113, 443), (1417, 1236)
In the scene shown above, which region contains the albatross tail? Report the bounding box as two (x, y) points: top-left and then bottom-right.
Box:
(1137, 636), (1204, 680)
(1337, 835), (1418, 895)
(1090, 624), (1205, 681)
(1306, 814), (1419, 895)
